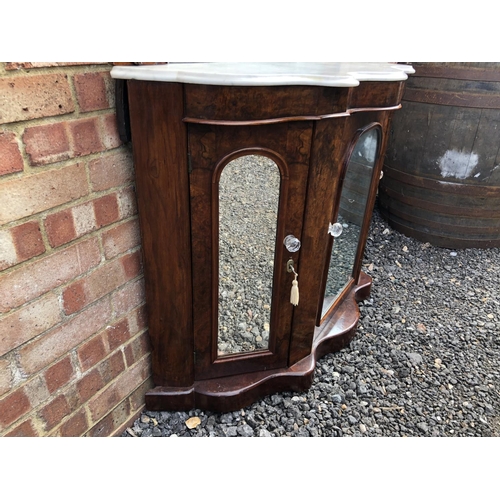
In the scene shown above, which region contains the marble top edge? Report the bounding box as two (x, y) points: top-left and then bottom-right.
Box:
(110, 62), (415, 87)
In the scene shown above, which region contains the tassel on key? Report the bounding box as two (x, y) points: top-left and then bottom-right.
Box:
(290, 272), (299, 306)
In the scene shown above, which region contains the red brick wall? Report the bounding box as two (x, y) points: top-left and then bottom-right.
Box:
(0, 62), (152, 437)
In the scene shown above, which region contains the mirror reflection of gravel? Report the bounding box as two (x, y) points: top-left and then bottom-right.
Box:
(322, 214), (362, 316)
(321, 132), (376, 316)
(218, 155), (280, 356)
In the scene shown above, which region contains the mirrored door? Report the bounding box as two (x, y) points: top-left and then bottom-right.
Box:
(188, 121), (312, 381)
(321, 124), (381, 319)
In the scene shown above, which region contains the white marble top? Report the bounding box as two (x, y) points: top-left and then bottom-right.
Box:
(111, 62), (414, 87)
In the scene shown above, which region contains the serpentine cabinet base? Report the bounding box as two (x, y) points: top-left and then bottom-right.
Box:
(145, 273), (371, 412)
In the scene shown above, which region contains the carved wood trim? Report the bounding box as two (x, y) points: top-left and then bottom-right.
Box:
(182, 105), (402, 126)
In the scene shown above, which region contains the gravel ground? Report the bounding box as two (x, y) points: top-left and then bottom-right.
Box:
(122, 203), (500, 438)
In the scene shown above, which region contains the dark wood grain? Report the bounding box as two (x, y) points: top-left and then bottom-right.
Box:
(127, 81), (194, 387)
(288, 117), (348, 365)
(184, 84), (349, 122)
(348, 81), (404, 109)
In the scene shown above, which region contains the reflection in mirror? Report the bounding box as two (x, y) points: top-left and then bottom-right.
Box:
(218, 155), (280, 356)
(321, 127), (380, 318)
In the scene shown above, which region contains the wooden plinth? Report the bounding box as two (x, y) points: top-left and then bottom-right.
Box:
(145, 272), (371, 413)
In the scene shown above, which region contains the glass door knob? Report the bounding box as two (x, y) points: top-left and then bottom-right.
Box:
(283, 235), (301, 252)
(328, 222), (343, 237)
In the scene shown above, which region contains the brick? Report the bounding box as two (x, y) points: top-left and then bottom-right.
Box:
(72, 202), (97, 236)
(136, 304), (147, 330)
(62, 258), (128, 315)
(74, 72), (110, 112)
(134, 304), (148, 334)
(0, 387), (31, 429)
(74, 235), (105, 269)
(5, 63), (107, 70)
(62, 281), (86, 316)
(124, 331), (151, 368)
(87, 398), (130, 437)
(117, 186), (138, 219)
(124, 344), (134, 368)
(11, 220), (45, 260)
(89, 151), (133, 192)
(78, 335), (107, 371)
(100, 113), (122, 150)
(23, 114), (123, 167)
(122, 250), (142, 279)
(0, 221), (45, 271)
(102, 219), (140, 259)
(44, 208), (76, 247)
(56, 408), (88, 437)
(40, 394), (70, 431)
(23, 375), (50, 408)
(0, 73), (74, 125)
(0, 228), (18, 271)
(62, 383), (81, 414)
(128, 377), (154, 413)
(4, 419), (38, 437)
(69, 117), (103, 157)
(0, 131), (24, 175)
(129, 304), (148, 335)
(0, 237), (100, 313)
(19, 298), (112, 375)
(88, 354), (150, 422)
(100, 350), (125, 384)
(111, 278), (145, 318)
(0, 162), (88, 225)
(93, 193), (119, 228)
(23, 122), (71, 166)
(109, 350), (126, 377)
(44, 202), (97, 248)
(45, 357), (74, 393)
(0, 293), (61, 356)
(107, 318), (130, 351)
(0, 358), (13, 397)
(77, 368), (105, 404)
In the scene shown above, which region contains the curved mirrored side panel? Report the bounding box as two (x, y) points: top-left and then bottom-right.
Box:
(217, 155), (280, 356)
(321, 126), (380, 318)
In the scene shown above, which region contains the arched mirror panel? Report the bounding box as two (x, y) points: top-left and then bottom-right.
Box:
(217, 154), (281, 356)
(321, 125), (381, 318)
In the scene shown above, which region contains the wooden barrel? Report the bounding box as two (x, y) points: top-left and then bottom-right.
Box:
(379, 62), (500, 248)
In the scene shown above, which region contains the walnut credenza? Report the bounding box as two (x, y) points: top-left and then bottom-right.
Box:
(111, 63), (414, 411)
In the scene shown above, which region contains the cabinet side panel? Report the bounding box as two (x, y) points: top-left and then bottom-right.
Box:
(127, 81), (194, 387)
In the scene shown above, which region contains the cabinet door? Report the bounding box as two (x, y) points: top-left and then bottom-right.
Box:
(319, 121), (384, 321)
(188, 122), (312, 380)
